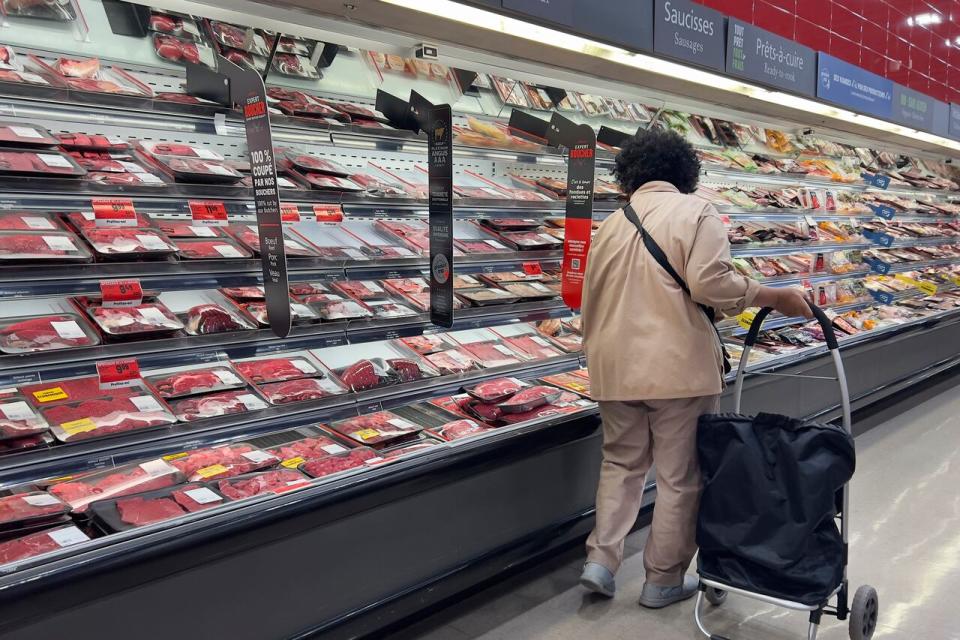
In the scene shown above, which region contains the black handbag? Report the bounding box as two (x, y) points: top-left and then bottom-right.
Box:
(622, 203), (732, 374)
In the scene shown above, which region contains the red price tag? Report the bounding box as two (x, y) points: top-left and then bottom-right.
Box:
(96, 358), (141, 390)
(313, 204), (343, 223)
(99, 279), (143, 308)
(189, 201), (229, 226)
(280, 203), (300, 223)
(522, 261), (543, 276)
(92, 199), (137, 227)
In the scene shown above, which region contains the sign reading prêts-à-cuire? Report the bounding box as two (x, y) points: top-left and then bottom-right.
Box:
(725, 18), (815, 97)
(653, 0), (725, 72)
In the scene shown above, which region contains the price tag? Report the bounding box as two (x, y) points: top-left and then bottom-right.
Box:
(43, 235), (77, 252)
(737, 309), (758, 330)
(60, 418), (97, 435)
(237, 394), (267, 410)
(215, 244), (244, 258)
(23, 494), (60, 507)
(32, 387), (67, 403)
(321, 444), (347, 454)
(10, 125), (43, 139)
(354, 428), (381, 441)
(861, 172), (891, 189)
(292, 359), (317, 374)
(117, 161), (146, 174)
(188, 225), (217, 238)
(92, 198), (137, 227)
(48, 526), (89, 548)
(38, 153), (73, 168)
(96, 358), (141, 390)
(281, 457), (305, 469)
(870, 290), (894, 305)
(522, 261), (543, 276)
(213, 370), (242, 385)
(100, 279), (143, 308)
(313, 204), (343, 223)
(895, 275), (938, 296)
(136, 234), (170, 250)
(863, 230), (894, 247)
(22, 216), (55, 230)
(0, 401), (35, 421)
(196, 464), (229, 478)
(189, 201), (229, 226)
(241, 450), (275, 464)
(280, 203), (301, 223)
(51, 320), (86, 339)
(195, 148), (221, 160)
(865, 258), (891, 275)
(129, 395), (163, 412)
(869, 204), (896, 220)
(183, 488), (223, 504)
(139, 459), (174, 476)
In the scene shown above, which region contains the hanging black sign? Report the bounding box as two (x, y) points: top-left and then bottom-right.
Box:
(560, 124), (596, 309)
(428, 104), (455, 328)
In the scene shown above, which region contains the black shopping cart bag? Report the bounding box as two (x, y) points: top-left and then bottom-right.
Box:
(696, 412), (856, 606)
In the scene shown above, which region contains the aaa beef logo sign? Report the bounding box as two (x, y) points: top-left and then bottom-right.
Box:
(428, 104), (455, 328)
(561, 125), (596, 310)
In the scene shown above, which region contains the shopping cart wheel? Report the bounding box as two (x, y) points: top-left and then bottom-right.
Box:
(848, 585), (879, 640)
(705, 587), (727, 606)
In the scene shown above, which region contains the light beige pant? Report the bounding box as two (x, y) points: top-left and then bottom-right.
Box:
(585, 395), (720, 586)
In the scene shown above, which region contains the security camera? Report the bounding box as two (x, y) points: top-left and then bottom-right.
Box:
(415, 43), (439, 59)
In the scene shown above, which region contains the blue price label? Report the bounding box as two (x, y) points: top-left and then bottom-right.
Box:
(864, 230), (894, 247)
(861, 172), (891, 189)
(870, 290), (894, 305)
(865, 258), (891, 274)
(869, 204), (896, 220)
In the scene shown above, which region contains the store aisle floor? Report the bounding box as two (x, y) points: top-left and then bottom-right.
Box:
(395, 382), (960, 640)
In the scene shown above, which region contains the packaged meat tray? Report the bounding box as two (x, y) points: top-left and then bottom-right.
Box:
(207, 21), (270, 56)
(182, 303), (255, 335)
(383, 278), (429, 297)
(154, 220), (224, 238)
(343, 173), (409, 198)
(55, 133), (129, 151)
(0, 526), (90, 567)
(147, 365), (247, 399)
(341, 220), (419, 258)
(0, 212), (62, 231)
(259, 377), (348, 405)
(329, 411), (424, 448)
(503, 334), (565, 360)
(85, 302), (185, 338)
(149, 11), (202, 39)
(0, 432), (53, 456)
(172, 238), (252, 260)
(457, 288), (520, 306)
(301, 173), (363, 192)
(399, 291), (465, 313)
(267, 435), (350, 466)
(478, 271), (544, 285)
(425, 348), (480, 375)
(540, 371), (592, 398)
(65, 210), (155, 231)
(397, 334), (457, 355)
(314, 299), (374, 321)
(234, 355), (324, 384)
(165, 443), (279, 481)
(298, 447), (381, 478)
(364, 299), (420, 319)
(0, 231), (92, 262)
(453, 274), (483, 289)
(0, 492), (70, 530)
(88, 483), (225, 533)
(289, 282), (330, 297)
(80, 227), (176, 258)
(215, 469), (310, 500)
(0, 123), (57, 147)
(497, 231), (563, 250)
(478, 218), (541, 231)
(0, 149), (86, 178)
(46, 459), (184, 512)
(240, 301), (319, 326)
(226, 224), (319, 257)
(154, 156), (243, 184)
(497, 385), (562, 413)
(220, 285), (265, 301)
(0, 399), (50, 441)
(379, 437), (442, 459)
(501, 282), (557, 300)
(153, 34), (215, 68)
(0, 314), (98, 353)
(21, 375), (148, 408)
(44, 394), (178, 442)
(374, 220), (430, 253)
(465, 377), (529, 403)
(140, 141), (223, 160)
(281, 150), (350, 176)
(169, 389), (269, 421)
(330, 280), (386, 300)
(498, 391), (592, 425)
(431, 419), (494, 442)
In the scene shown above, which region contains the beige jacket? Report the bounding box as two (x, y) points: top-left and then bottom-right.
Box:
(582, 182), (759, 400)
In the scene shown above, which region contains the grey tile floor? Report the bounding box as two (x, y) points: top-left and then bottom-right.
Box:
(395, 383), (960, 640)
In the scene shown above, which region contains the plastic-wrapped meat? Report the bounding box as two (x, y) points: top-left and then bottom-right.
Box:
(169, 390), (266, 421)
(336, 359), (393, 391)
(289, 282), (329, 297)
(155, 92), (205, 104)
(466, 377), (526, 403)
(56, 133), (129, 151)
(268, 436), (347, 463)
(0, 232), (89, 261)
(387, 358), (434, 382)
(499, 231), (562, 249)
(273, 53), (317, 78)
(209, 21), (251, 50)
(117, 496), (185, 526)
(235, 357), (319, 384)
(161, 157), (243, 183)
(425, 348), (479, 375)
(497, 385), (562, 413)
(20, 375), (137, 407)
(89, 304), (184, 336)
(240, 302), (318, 326)
(154, 34), (202, 65)
(0, 212), (61, 231)
(43, 395), (177, 442)
(173, 239), (252, 259)
(399, 334), (452, 355)
(172, 485), (224, 512)
(316, 299), (373, 321)
(0, 432), (53, 455)
(499, 400), (585, 424)
(167, 443), (279, 481)
(0, 526), (89, 566)
(503, 335), (564, 360)
(150, 367), (243, 398)
(329, 411), (423, 447)
(383, 278), (428, 296)
(260, 378), (345, 404)
(155, 222), (224, 240)
(284, 153), (349, 176)
(0, 400), (49, 440)
(0, 492), (69, 525)
(366, 300), (419, 319)
(349, 173), (409, 198)
(331, 280), (384, 300)
(185, 304), (251, 335)
(226, 225), (317, 257)
(275, 101), (341, 119)
(66, 77), (134, 95)
(48, 462), (183, 512)
(435, 419), (491, 441)
(303, 173), (362, 191)
(465, 400), (503, 424)
(0, 315), (95, 353)
(65, 211), (154, 231)
(0, 150), (85, 176)
(149, 13), (180, 34)
(220, 286), (264, 301)
(82, 228), (175, 256)
(56, 57), (100, 79)
(456, 239), (506, 254)
(460, 341), (524, 368)
(380, 440), (439, 459)
(299, 448), (379, 478)
(217, 469), (309, 500)
(88, 171), (163, 187)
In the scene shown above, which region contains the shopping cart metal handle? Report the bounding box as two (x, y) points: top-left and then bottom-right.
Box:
(742, 302), (839, 351)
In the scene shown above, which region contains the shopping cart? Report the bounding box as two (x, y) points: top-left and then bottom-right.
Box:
(693, 303), (879, 640)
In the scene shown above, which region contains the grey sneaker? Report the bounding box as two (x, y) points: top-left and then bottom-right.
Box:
(638, 575), (699, 608)
(579, 562), (615, 598)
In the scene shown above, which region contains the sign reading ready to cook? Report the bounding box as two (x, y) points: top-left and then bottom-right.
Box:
(726, 19), (816, 97)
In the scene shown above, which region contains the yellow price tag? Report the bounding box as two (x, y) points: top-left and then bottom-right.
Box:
(60, 418), (97, 435)
(354, 428), (380, 441)
(281, 457), (305, 469)
(33, 387), (67, 403)
(737, 310), (757, 330)
(162, 452), (189, 461)
(196, 464), (229, 478)
(895, 275), (937, 296)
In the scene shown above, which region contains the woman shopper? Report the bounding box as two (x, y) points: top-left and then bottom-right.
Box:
(578, 129), (812, 608)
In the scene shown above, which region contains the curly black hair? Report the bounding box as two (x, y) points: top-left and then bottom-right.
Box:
(613, 129), (701, 194)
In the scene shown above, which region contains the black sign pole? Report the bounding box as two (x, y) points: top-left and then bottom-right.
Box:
(559, 124), (597, 309)
(428, 104), (455, 328)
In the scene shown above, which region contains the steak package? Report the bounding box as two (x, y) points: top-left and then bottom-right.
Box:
(364, 299), (419, 319)
(80, 228), (176, 258)
(330, 279), (385, 301)
(457, 288), (520, 306)
(154, 220), (224, 238)
(21, 375), (148, 408)
(56, 132), (130, 152)
(0, 212), (63, 231)
(140, 141), (223, 160)
(0, 399), (50, 441)
(84, 301), (185, 338)
(424, 348), (480, 375)
(458, 340), (525, 368)
(168, 389), (269, 421)
(298, 447), (381, 478)
(240, 301), (318, 326)
(497, 230), (563, 250)
(431, 419), (493, 442)
(465, 377), (528, 403)
(226, 224), (319, 258)
(315, 344), (439, 392)
(267, 435), (350, 466)
(281, 150), (350, 176)
(397, 334), (457, 356)
(215, 469), (310, 500)
(0, 123), (57, 147)
(502, 334), (564, 360)
(0, 149), (86, 178)
(183, 303), (255, 335)
(153, 155), (243, 184)
(497, 385), (562, 413)
(0, 314), (98, 353)
(0, 231), (92, 262)
(220, 286), (265, 301)
(66, 210), (155, 231)
(43, 393), (178, 442)
(147, 365), (247, 399)
(289, 282), (331, 298)
(259, 377), (348, 405)
(314, 299), (374, 321)
(46, 459), (184, 512)
(0, 432), (53, 456)
(165, 443), (279, 481)
(89, 482), (225, 533)
(498, 390), (590, 424)
(329, 411), (424, 448)
(234, 355), (324, 384)
(331, 358), (403, 392)
(379, 437), (442, 459)
(501, 282), (556, 300)
(539, 370), (592, 398)
(0, 526), (89, 567)
(0, 492), (70, 529)
(172, 238), (252, 260)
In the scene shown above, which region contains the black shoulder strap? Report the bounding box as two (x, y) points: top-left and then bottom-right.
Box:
(623, 203), (731, 374)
